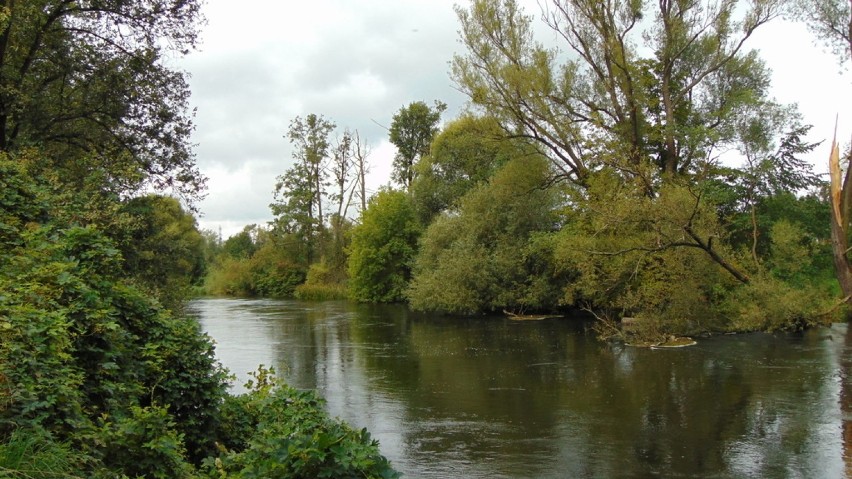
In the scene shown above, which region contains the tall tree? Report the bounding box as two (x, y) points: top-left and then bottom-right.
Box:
(452, 0), (790, 287)
(388, 100), (446, 188)
(353, 130), (371, 213)
(453, 0), (784, 185)
(0, 0), (205, 200)
(272, 114), (335, 262)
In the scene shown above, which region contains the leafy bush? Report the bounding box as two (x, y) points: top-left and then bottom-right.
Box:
(720, 274), (838, 332)
(0, 158), (228, 476)
(98, 405), (195, 479)
(205, 256), (254, 296)
(204, 242), (306, 298)
(295, 262), (348, 300)
(408, 156), (564, 314)
(204, 368), (400, 479)
(348, 189), (421, 303)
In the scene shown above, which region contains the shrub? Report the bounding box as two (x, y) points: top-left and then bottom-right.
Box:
(205, 368), (400, 479)
(720, 274), (838, 332)
(348, 189), (421, 303)
(98, 405), (195, 479)
(295, 262), (348, 300)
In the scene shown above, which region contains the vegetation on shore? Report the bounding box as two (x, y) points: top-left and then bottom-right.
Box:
(0, 1), (398, 477)
(204, 0), (852, 348)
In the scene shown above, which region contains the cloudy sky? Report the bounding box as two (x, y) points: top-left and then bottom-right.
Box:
(180, 0), (851, 238)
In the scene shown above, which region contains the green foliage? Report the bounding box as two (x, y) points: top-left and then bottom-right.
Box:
(203, 368), (400, 479)
(0, 0), (205, 199)
(453, 0), (787, 181)
(552, 174), (741, 336)
(222, 226), (260, 260)
(139, 309), (229, 464)
(719, 275), (837, 332)
(348, 189), (422, 303)
(410, 114), (514, 223)
(389, 100), (446, 188)
(206, 256), (256, 297)
(272, 114), (337, 262)
(295, 263), (348, 301)
(0, 156), (228, 475)
(205, 233), (307, 299)
(246, 241), (307, 298)
(408, 155), (563, 314)
(98, 405), (195, 479)
(117, 194), (207, 308)
(789, 0), (851, 66)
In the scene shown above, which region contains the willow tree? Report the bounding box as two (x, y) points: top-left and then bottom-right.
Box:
(452, 0), (793, 287)
(453, 0), (785, 184)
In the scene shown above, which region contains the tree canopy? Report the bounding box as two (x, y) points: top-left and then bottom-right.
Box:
(0, 0), (206, 200)
(453, 0), (788, 186)
(389, 100), (446, 188)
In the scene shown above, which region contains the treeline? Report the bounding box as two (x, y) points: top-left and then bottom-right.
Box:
(0, 1), (397, 478)
(206, 0), (852, 345)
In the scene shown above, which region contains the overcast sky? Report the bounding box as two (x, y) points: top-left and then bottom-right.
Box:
(180, 0), (852, 238)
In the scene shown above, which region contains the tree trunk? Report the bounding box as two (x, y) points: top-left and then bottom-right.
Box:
(828, 132), (852, 302)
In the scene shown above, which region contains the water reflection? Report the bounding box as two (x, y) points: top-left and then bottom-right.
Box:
(190, 299), (850, 478)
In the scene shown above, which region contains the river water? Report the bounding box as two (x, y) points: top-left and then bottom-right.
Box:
(188, 298), (852, 478)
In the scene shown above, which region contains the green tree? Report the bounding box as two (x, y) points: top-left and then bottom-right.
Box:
(117, 195), (206, 308)
(272, 114), (336, 263)
(410, 114), (515, 223)
(0, 0), (205, 200)
(222, 225), (260, 260)
(453, 0), (784, 183)
(408, 154), (564, 314)
(450, 0), (814, 317)
(389, 100), (446, 189)
(348, 189), (421, 303)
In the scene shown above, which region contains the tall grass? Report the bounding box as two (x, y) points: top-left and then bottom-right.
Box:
(0, 429), (82, 478)
(294, 282), (348, 301)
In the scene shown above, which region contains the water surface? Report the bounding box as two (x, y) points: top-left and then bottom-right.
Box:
(189, 298), (852, 478)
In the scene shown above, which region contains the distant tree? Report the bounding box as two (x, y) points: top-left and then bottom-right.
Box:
(222, 225), (260, 260)
(353, 130), (372, 213)
(348, 189), (421, 302)
(389, 100), (446, 188)
(272, 114), (335, 262)
(410, 114), (519, 223)
(331, 129), (356, 220)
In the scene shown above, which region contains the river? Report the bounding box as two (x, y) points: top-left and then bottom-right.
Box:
(188, 298), (852, 478)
